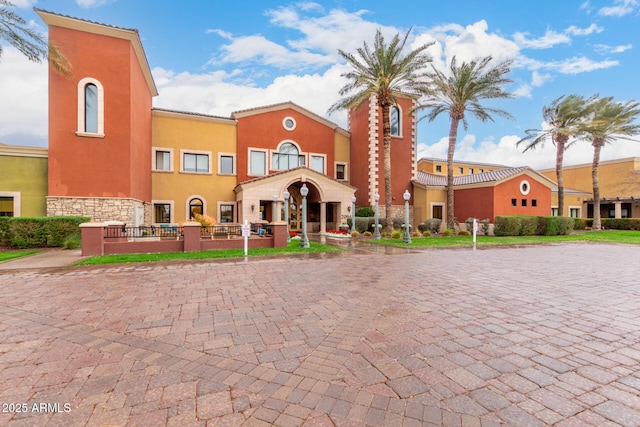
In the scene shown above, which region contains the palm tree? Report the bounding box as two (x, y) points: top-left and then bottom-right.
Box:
(1, 0), (70, 75)
(415, 56), (514, 229)
(580, 97), (640, 230)
(329, 28), (433, 233)
(517, 94), (592, 217)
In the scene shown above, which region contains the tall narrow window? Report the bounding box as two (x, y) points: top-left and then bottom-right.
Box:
(220, 204), (234, 223)
(250, 150), (266, 175)
(85, 83), (98, 133)
(311, 155), (325, 174)
(189, 198), (203, 219)
(390, 106), (400, 136)
(77, 77), (104, 136)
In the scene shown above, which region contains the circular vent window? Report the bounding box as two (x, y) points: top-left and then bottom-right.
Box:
(520, 180), (531, 195)
(283, 116), (296, 131)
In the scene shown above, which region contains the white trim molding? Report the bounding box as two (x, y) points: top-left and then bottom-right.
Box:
(76, 77), (105, 138)
(0, 191), (21, 217)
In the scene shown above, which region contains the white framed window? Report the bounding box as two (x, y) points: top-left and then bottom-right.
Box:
(152, 200), (174, 224)
(551, 206), (559, 216)
(435, 165), (442, 173)
(272, 141), (305, 171)
(218, 153), (236, 175)
(335, 162), (347, 180)
(520, 180), (531, 195)
(152, 147), (174, 172)
(180, 150), (211, 174)
(458, 167), (464, 174)
(468, 168), (474, 175)
(186, 196), (206, 220)
(310, 154), (326, 174)
(390, 106), (401, 137)
(218, 202), (235, 223)
(569, 206), (581, 218)
(0, 192), (20, 217)
(430, 203), (444, 220)
(76, 77), (105, 138)
(282, 116), (297, 131)
(249, 148), (268, 176)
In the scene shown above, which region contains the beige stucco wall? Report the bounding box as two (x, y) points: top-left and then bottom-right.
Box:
(151, 110), (238, 224)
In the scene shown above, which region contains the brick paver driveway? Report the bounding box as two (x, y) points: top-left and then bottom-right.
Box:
(1, 243), (639, 426)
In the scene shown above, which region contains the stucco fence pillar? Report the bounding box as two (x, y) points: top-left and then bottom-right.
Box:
(79, 222), (106, 256)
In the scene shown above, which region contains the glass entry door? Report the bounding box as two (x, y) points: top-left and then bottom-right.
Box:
(287, 187), (303, 231)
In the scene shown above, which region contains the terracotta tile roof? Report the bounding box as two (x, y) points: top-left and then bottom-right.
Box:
(419, 157), (513, 168)
(152, 108), (232, 121)
(34, 8), (137, 32)
(414, 167), (531, 187)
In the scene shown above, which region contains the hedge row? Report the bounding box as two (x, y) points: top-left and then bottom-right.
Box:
(0, 216), (89, 248)
(574, 217), (640, 230)
(494, 215), (574, 236)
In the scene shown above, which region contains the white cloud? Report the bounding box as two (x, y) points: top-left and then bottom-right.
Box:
(598, 0), (639, 17)
(76, 0), (114, 8)
(513, 30), (571, 49)
(566, 23), (603, 35)
(552, 56), (619, 74)
(531, 70), (552, 87)
(512, 83), (532, 98)
(418, 132), (640, 171)
(9, 0), (36, 7)
(594, 43), (633, 54)
(0, 47), (48, 146)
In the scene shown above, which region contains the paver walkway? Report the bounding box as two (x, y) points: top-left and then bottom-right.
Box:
(0, 243), (639, 426)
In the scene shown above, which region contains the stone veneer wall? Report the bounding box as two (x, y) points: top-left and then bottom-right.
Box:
(47, 196), (151, 224)
(377, 205), (414, 226)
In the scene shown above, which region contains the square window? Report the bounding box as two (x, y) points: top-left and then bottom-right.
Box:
(311, 155), (325, 173)
(153, 203), (171, 223)
(155, 151), (171, 171)
(219, 155), (234, 174)
(0, 196), (14, 217)
(532, 199), (537, 207)
(468, 168), (474, 174)
(479, 169), (484, 173)
(250, 150), (266, 175)
(184, 153), (209, 173)
(435, 165), (442, 173)
(522, 199), (527, 207)
(552, 207), (559, 216)
(458, 167), (464, 174)
(220, 204), (234, 223)
(511, 198), (517, 207)
(336, 164), (346, 180)
(570, 208), (580, 218)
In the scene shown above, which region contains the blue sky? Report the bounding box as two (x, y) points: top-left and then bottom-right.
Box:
(1, 0), (639, 169)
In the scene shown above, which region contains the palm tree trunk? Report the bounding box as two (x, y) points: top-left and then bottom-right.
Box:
(555, 140), (565, 217)
(592, 140), (603, 230)
(382, 104), (393, 234)
(447, 117), (460, 230)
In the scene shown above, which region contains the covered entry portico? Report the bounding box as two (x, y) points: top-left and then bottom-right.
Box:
(234, 167), (356, 233)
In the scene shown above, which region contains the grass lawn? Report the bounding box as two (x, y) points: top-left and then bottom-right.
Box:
(0, 251), (39, 263)
(372, 230), (640, 247)
(75, 240), (343, 266)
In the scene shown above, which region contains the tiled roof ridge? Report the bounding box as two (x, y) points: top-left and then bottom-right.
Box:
(34, 8), (138, 33)
(152, 107), (232, 121)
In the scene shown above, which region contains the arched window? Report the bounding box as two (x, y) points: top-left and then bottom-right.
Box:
(77, 77), (104, 137)
(189, 198), (203, 219)
(272, 142), (304, 170)
(390, 106), (401, 136)
(85, 83), (98, 133)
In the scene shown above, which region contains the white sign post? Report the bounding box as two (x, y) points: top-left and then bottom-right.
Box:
(241, 220), (251, 257)
(473, 218), (478, 246)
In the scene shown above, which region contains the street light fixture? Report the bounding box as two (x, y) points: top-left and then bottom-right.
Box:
(300, 184), (310, 248)
(351, 195), (356, 233)
(403, 189), (412, 244)
(272, 194), (278, 223)
(373, 192), (381, 239)
(283, 189), (290, 242)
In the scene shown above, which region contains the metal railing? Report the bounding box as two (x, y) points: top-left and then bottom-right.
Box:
(104, 223), (272, 239)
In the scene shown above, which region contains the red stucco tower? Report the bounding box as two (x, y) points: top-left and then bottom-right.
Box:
(38, 9), (157, 224)
(348, 95), (417, 219)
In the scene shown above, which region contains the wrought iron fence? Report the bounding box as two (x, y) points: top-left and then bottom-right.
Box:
(104, 223), (272, 239)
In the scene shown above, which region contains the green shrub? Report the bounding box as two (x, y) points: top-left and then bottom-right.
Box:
(355, 206), (374, 217)
(0, 217), (11, 246)
(354, 217), (370, 233)
(351, 230), (360, 237)
(520, 216), (538, 236)
(411, 230), (422, 238)
(1, 216), (89, 248)
(363, 231), (372, 237)
(391, 230), (402, 239)
(481, 218), (490, 235)
(392, 217), (404, 230)
(442, 228), (453, 237)
(62, 234), (81, 249)
(458, 230), (471, 236)
(573, 218), (588, 230)
(494, 216), (521, 236)
(419, 218), (442, 234)
(537, 216), (574, 236)
(602, 218), (640, 230)
(465, 218), (476, 232)
(421, 230), (431, 237)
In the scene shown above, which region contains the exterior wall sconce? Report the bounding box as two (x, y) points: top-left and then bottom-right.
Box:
(251, 203), (255, 212)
